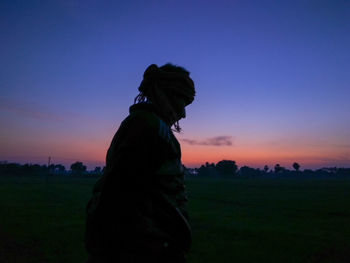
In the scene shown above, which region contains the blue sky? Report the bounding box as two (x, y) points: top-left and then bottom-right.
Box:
(1, 0), (349, 169)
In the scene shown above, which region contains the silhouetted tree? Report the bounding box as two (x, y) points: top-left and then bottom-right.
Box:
(274, 164), (282, 173)
(93, 166), (102, 173)
(205, 162), (215, 168)
(263, 165), (269, 173)
(336, 168), (350, 177)
(216, 160), (238, 176)
(70, 161), (86, 175)
(198, 165), (207, 176)
(55, 164), (66, 173)
(292, 162), (300, 172)
(239, 166), (261, 177)
(198, 164), (218, 177)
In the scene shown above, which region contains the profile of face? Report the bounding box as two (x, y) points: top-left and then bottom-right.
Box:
(172, 95), (187, 122)
(156, 80), (193, 127)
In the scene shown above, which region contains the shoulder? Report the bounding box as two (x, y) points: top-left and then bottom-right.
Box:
(125, 104), (172, 143)
(122, 108), (159, 137)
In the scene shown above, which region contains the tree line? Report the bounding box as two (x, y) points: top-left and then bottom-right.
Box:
(0, 160), (349, 178)
(186, 160), (350, 178)
(0, 161), (104, 177)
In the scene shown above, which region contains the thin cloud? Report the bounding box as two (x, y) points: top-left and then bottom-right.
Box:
(181, 136), (234, 146)
(0, 97), (64, 121)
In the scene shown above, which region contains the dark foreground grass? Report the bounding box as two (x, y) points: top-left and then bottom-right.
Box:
(1, 175), (350, 263)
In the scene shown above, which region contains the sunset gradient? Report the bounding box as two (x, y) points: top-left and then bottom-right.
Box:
(1, 0), (349, 170)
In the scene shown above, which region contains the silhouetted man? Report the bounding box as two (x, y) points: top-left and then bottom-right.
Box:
(85, 63), (195, 262)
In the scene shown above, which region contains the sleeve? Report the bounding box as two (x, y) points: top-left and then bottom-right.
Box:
(155, 159), (189, 219)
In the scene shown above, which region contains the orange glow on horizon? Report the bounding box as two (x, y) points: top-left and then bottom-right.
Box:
(1, 135), (348, 170)
(180, 143), (349, 169)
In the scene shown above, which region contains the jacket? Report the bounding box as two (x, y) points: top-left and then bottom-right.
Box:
(85, 102), (191, 261)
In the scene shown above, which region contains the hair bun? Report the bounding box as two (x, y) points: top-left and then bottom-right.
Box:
(143, 64), (159, 78)
(139, 64), (159, 93)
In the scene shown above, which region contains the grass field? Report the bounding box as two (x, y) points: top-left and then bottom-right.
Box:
(1, 175), (350, 263)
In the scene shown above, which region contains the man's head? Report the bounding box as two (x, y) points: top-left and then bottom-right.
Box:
(135, 63), (195, 132)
